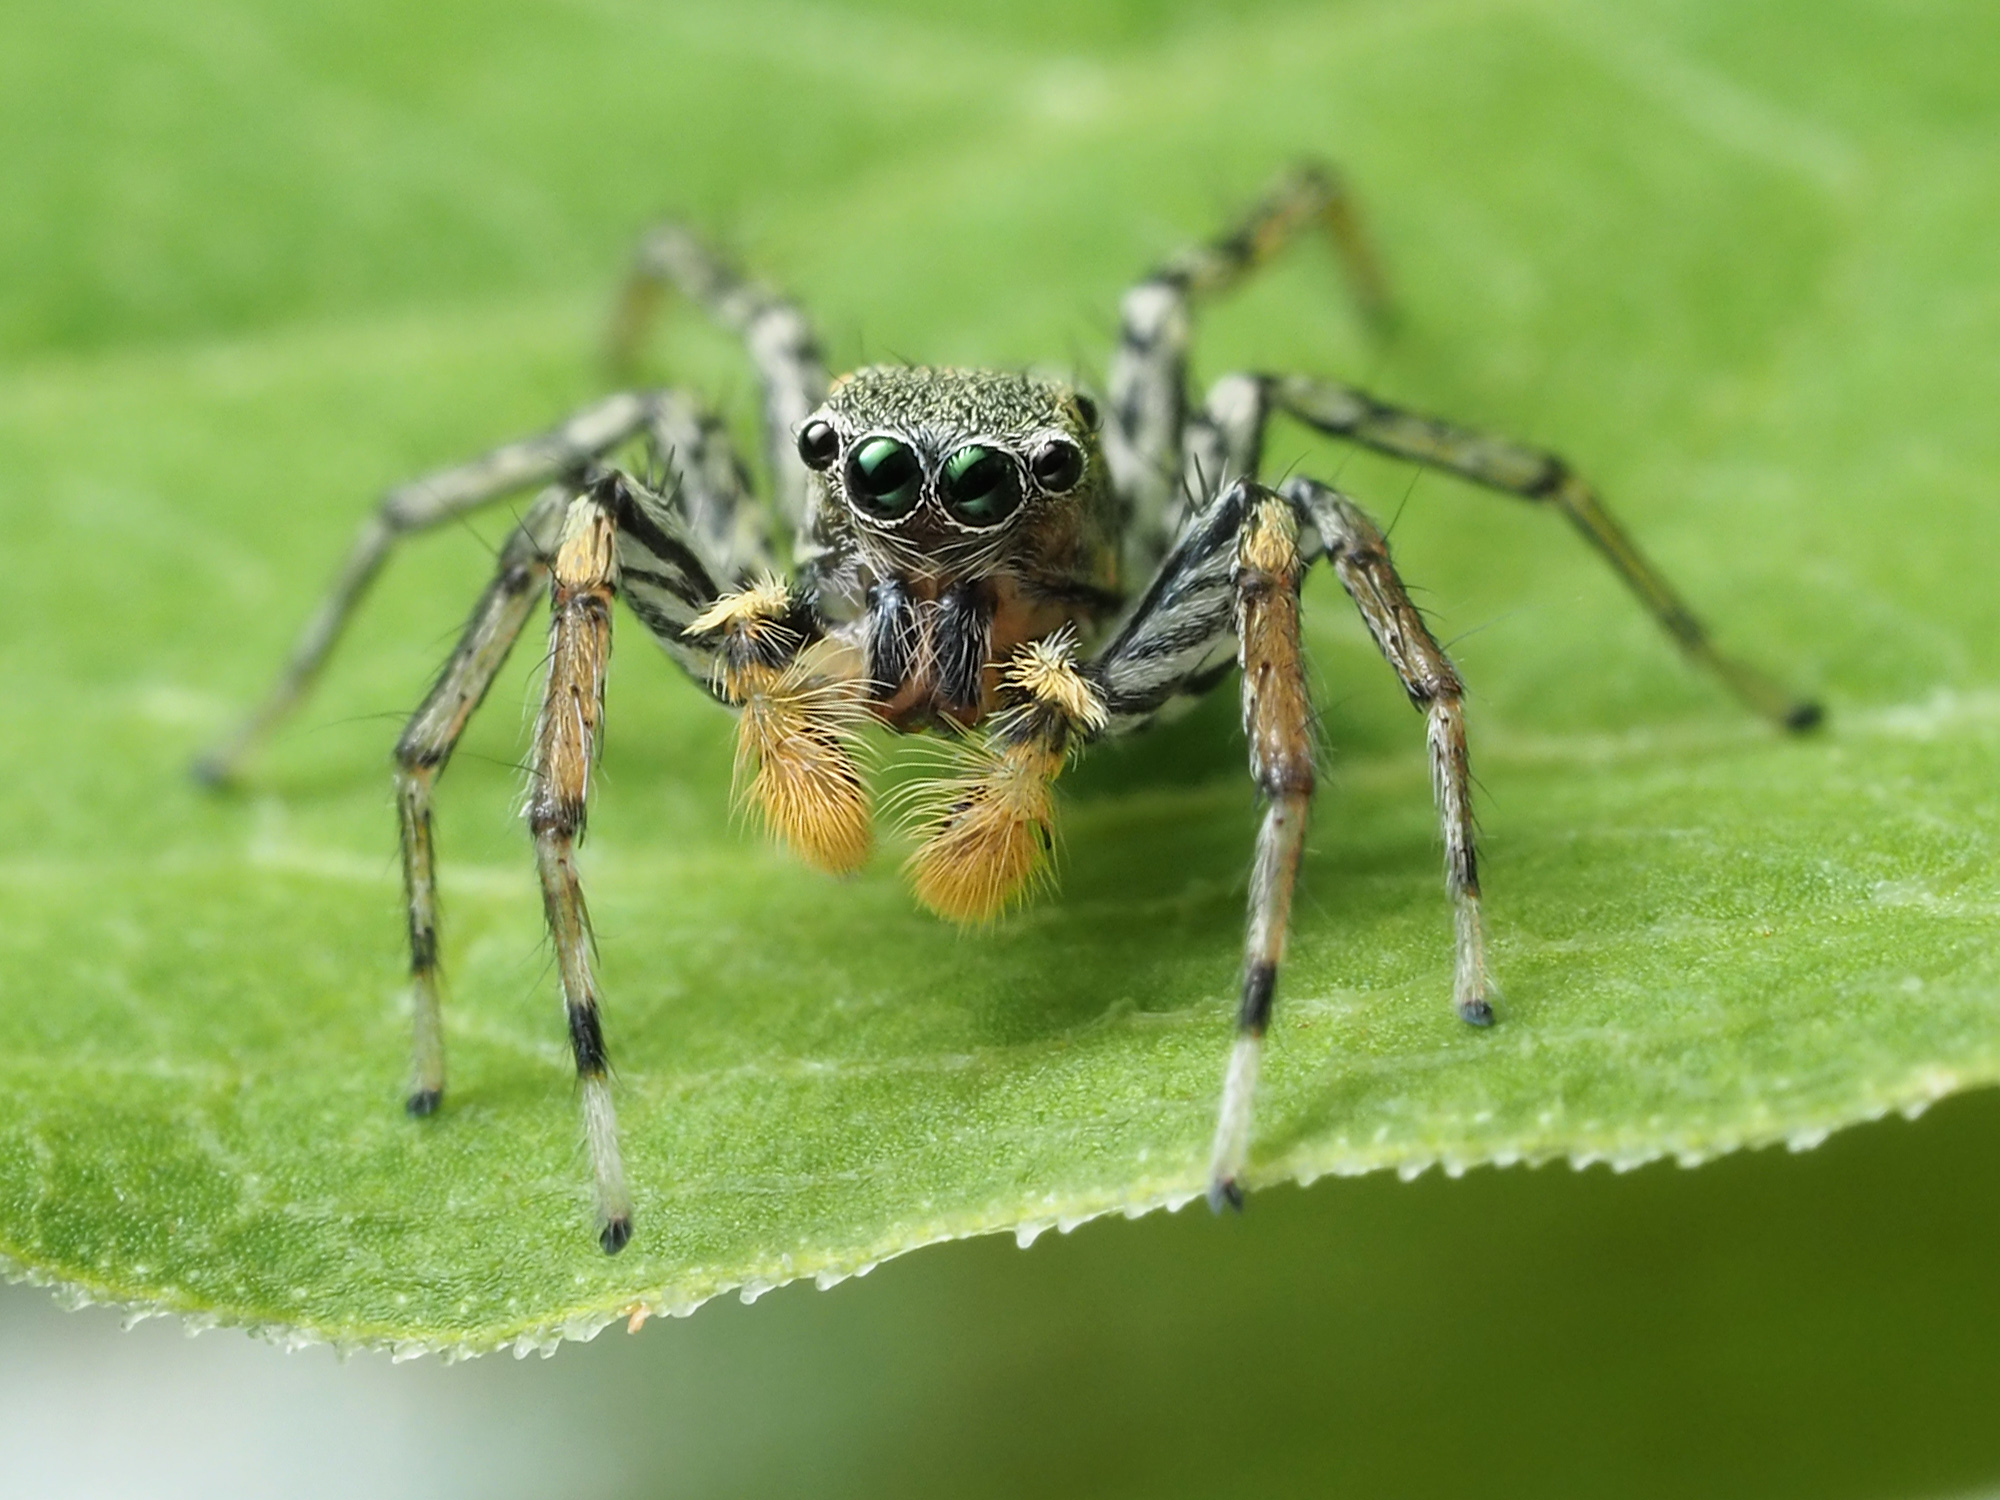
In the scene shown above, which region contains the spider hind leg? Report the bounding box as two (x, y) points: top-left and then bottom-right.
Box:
(393, 486), (570, 1116)
(1268, 373), (1821, 730)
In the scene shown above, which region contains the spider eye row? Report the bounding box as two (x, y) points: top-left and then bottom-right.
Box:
(795, 421), (1086, 528)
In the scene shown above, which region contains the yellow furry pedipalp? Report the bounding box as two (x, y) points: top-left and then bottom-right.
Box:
(905, 633), (1106, 924)
(688, 575), (792, 640)
(1002, 635), (1109, 734)
(730, 646), (874, 875)
(904, 737), (1064, 925)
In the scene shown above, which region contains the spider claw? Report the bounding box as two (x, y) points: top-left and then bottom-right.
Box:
(1207, 1177), (1246, 1214)
(599, 1214), (634, 1255)
(405, 1087), (443, 1117)
(188, 751), (239, 791)
(1457, 996), (1496, 1027)
(1784, 699), (1826, 733)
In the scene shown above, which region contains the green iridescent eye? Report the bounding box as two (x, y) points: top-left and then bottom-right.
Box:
(845, 436), (923, 519)
(939, 444), (1022, 526)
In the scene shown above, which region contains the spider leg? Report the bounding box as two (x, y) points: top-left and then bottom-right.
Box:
(610, 223), (829, 536)
(620, 438), (871, 875)
(1081, 484), (1287, 1203)
(1107, 161), (1390, 582)
(1282, 476), (1492, 1029)
(194, 392), (662, 785)
(1267, 373), (1822, 730)
(615, 428), (877, 878)
(1210, 486), (1318, 1210)
(1087, 484), (1252, 736)
(1083, 477), (1489, 1209)
(393, 487), (569, 1116)
(528, 471), (656, 1254)
(641, 389), (778, 585)
(395, 459), (836, 1255)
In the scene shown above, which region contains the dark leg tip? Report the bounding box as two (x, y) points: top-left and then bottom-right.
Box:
(189, 754), (237, 791)
(1207, 1178), (1246, 1215)
(600, 1215), (634, 1255)
(405, 1087), (443, 1117)
(1783, 700), (1826, 733)
(1458, 996), (1496, 1027)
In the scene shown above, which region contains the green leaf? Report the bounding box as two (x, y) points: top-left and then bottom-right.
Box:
(4, 0), (1995, 1355)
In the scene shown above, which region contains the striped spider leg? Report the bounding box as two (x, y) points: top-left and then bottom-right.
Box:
(611, 218), (830, 537)
(1111, 164), (1820, 734)
(518, 470), (864, 1253)
(1081, 160), (1819, 1205)
(1106, 160), (1392, 582)
(225, 431), (860, 1254)
(898, 472), (1478, 1213)
(1080, 476), (1481, 1208)
(197, 226), (856, 1251)
(193, 391), (670, 788)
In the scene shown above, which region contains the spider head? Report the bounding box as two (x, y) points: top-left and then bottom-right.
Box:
(795, 366), (1104, 565)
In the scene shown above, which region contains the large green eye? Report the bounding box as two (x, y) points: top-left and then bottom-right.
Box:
(939, 444), (1022, 526)
(845, 436), (923, 519)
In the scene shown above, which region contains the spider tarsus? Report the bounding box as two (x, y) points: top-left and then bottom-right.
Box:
(188, 752), (240, 791)
(1783, 699), (1826, 733)
(405, 1087), (443, 1117)
(599, 1214), (634, 1255)
(1457, 996), (1497, 1027)
(1207, 1177), (1247, 1215)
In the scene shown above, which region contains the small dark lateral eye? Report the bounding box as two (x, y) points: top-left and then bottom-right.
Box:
(846, 435), (924, 519)
(796, 419), (839, 470)
(940, 444), (1023, 526)
(1073, 393), (1100, 430)
(1030, 438), (1085, 492)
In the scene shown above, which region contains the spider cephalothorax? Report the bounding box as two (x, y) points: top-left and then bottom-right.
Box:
(198, 163), (1817, 1255)
(795, 366), (1122, 733)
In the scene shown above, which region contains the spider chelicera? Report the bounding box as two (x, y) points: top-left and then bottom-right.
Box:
(196, 163), (1818, 1254)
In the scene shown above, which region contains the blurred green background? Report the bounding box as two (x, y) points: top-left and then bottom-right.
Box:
(4, 0), (1998, 1492)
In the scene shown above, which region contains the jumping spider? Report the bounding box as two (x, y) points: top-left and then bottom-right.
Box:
(197, 163), (1818, 1254)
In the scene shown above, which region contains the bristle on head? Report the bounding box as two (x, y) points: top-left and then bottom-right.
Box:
(905, 742), (1062, 924)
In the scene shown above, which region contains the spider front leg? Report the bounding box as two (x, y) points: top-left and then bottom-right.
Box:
(1208, 489), (1319, 1210)
(1210, 481), (1492, 1207)
(529, 476), (638, 1253)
